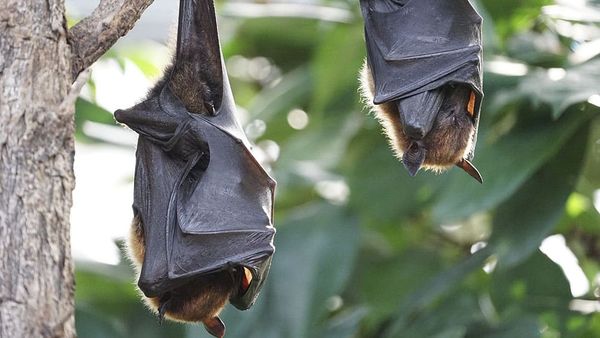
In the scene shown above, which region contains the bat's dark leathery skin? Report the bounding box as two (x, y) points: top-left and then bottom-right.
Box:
(128, 214), (239, 327)
(359, 0), (484, 182)
(116, 0), (276, 336)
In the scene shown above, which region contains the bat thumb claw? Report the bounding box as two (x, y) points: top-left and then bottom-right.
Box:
(456, 158), (483, 183)
(158, 304), (167, 324)
(204, 316), (226, 338)
(157, 293), (172, 324)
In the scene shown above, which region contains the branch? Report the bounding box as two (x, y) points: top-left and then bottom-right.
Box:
(68, 0), (155, 80)
(60, 68), (91, 113)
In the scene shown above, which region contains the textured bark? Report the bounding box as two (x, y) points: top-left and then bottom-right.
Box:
(0, 0), (153, 335)
(0, 0), (75, 337)
(68, 0), (155, 79)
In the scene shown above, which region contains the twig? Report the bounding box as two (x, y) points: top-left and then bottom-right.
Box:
(59, 68), (91, 113)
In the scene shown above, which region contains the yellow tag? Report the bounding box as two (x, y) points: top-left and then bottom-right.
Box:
(242, 267), (253, 291)
(467, 91), (476, 117)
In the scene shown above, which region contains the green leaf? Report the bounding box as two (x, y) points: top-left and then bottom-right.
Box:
(383, 247), (492, 338)
(277, 112), (362, 169)
(320, 307), (369, 338)
(118, 43), (170, 78)
(511, 59), (600, 118)
(76, 306), (126, 338)
(226, 18), (320, 71)
(490, 252), (571, 313)
(75, 98), (115, 125)
(247, 67), (312, 141)
(345, 130), (444, 224)
(476, 317), (541, 338)
(432, 112), (588, 223)
(479, 0), (552, 41)
(75, 98), (118, 142)
(356, 248), (445, 327)
(488, 121), (590, 268)
(310, 23), (365, 116)
(387, 294), (482, 338)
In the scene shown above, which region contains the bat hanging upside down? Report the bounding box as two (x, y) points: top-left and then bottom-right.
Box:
(360, 64), (482, 182)
(127, 215), (252, 336)
(114, 0), (276, 337)
(359, 0), (484, 183)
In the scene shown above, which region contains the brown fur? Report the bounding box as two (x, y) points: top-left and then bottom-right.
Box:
(359, 61), (474, 172)
(127, 215), (236, 327)
(127, 214), (145, 265)
(169, 61), (214, 114)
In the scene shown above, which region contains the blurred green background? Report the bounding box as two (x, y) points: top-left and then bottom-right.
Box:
(69, 0), (600, 337)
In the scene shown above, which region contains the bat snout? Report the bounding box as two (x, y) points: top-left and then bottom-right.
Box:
(403, 124), (426, 140)
(402, 142), (426, 176)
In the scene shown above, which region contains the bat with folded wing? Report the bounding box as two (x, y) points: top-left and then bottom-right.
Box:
(114, 0), (276, 336)
(359, 0), (484, 182)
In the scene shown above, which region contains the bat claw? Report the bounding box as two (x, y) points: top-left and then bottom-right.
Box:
(456, 158), (483, 183)
(205, 101), (216, 115)
(203, 316), (226, 338)
(158, 307), (165, 324)
(158, 293), (172, 324)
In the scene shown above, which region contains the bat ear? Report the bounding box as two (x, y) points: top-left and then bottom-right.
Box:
(203, 316), (226, 338)
(402, 143), (426, 176)
(456, 158), (483, 183)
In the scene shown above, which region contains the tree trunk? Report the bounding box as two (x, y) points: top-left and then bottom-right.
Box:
(0, 0), (76, 337)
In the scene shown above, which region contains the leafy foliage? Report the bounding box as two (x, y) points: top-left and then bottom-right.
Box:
(73, 1), (600, 337)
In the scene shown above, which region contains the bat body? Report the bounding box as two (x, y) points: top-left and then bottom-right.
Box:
(115, 0), (276, 337)
(359, 0), (484, 182)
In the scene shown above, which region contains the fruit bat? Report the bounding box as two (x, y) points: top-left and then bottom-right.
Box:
(113, 0), (276, 336)
(359, 0), (484, 183)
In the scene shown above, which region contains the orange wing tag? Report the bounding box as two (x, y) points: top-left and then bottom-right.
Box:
(467, 91), (476, 117)
(241, 267), (253, 292)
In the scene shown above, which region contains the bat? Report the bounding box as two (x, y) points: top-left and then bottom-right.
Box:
(358, 0), (484, 183)
(114, 0), (276, 336)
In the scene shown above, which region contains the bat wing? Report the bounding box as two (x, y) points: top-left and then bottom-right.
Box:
(360, 0), (484, 158)
(114, 0), (275, 311)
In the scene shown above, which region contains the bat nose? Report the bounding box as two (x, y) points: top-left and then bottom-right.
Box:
(402, 142), (426, 176)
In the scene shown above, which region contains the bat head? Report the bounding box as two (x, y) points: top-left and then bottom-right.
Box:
(127, 216), (255, 338)
(360, 63), (483, 183)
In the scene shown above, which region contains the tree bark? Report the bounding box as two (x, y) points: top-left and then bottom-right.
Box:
(69, 0), (155, 79)
(0, 0), (153, 335)
(0, 0), (76, 337)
